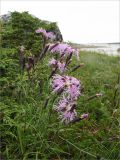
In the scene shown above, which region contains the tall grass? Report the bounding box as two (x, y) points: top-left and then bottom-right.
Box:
(1, 49), (120, 159)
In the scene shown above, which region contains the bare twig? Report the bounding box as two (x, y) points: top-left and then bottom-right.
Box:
(87, 93), (102, 101)
(70, 63), (84, 72)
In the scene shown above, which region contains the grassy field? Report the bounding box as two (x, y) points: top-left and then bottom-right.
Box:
(1, 49), (120, 160)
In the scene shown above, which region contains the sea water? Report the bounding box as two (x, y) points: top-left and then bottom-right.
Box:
(81, 43), (120, 56)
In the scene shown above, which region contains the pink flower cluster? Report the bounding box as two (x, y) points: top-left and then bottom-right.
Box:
(35, 28), (55, 39)
(51, 74), (81, 123)
(54, 96), (77, 123)
(47, 37), (81, 123)
(48, 58), (66, 73)
(36, 27), (88, 124)
(47, 32), (56, 39)
(52, 74), (80, 100)
(49, 43), (79, 60)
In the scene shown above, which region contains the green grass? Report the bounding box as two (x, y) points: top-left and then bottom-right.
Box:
(1, 49), (120, 160)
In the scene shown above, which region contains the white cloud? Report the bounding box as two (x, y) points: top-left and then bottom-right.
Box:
(1, 0), (119, 43)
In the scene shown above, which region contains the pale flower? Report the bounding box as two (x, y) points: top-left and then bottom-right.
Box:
(35, 28), (55, 40)
(49, 43), (79, 59)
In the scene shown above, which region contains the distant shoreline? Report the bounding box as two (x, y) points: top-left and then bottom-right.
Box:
(70, 42), (120, 48)
(70, 43), (120, 56)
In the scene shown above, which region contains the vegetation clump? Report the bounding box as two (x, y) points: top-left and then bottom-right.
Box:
(0, 11), (120, 160)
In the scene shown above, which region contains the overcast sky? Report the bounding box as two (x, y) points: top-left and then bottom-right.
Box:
(1, 0), (120, 44)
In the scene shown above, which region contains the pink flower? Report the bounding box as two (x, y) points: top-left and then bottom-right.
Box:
(49, 43), (79, 59)
(57, 61), (66, 73)
(48, 58), (57, 66)
(61, 109), (77, 124)
(54, 95), (77, 123)
(46, 32), (55, 40)
(49, 59), (66, 73)
(35, 28), (47, 35)
(66, 76), (80, 86)
(67, 84), (80, 99)
(51, 74), (66, 92)
(65, 76), (80, 99)
(35, 28), (55, 40)
(54, 96), (69, 112)
(51, 74), (81, 99)
(50, 43), (69, 54)
(52, 75), (81, 123)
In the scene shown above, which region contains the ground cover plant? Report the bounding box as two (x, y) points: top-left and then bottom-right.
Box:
(0, 12), (120, 160)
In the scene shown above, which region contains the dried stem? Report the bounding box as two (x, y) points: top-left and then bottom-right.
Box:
(39, 45), (49, 60)
(112, 73), (120, 107)
(70, 63), (84, 72)
(49, 66), (58, 79)
(87, 93), (102, 101)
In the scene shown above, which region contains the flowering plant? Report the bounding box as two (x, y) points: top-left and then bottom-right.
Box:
(34, 27), (90, 124)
